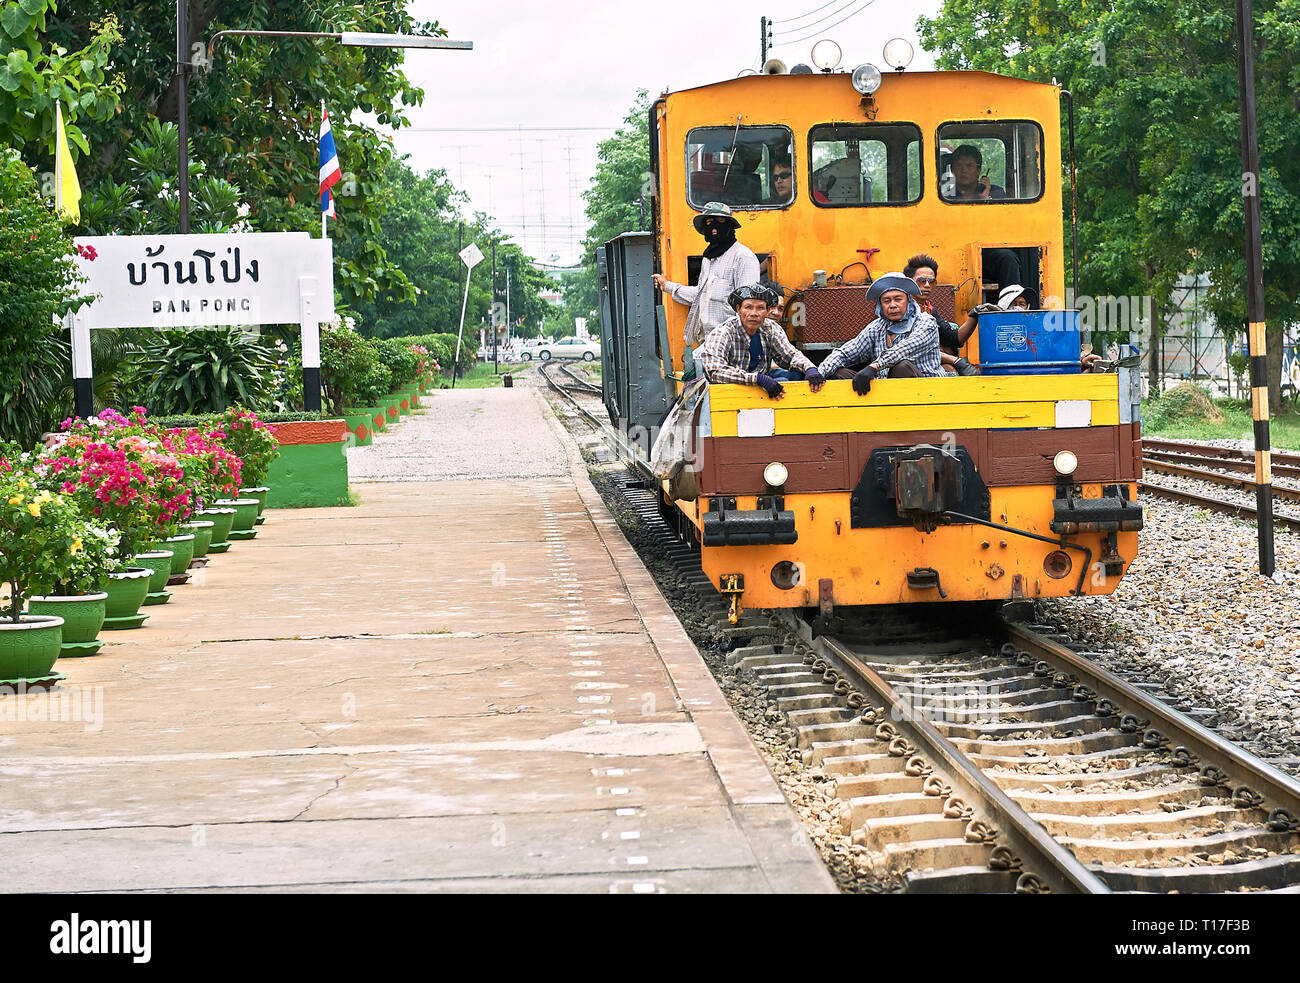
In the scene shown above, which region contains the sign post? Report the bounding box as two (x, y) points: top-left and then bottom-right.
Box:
(453, 242), (484, 388)
(68, 232), (334, 413)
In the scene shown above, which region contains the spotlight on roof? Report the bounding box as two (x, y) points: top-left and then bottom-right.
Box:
(811, 39), (842, 72)
(851, 63), (882, 95)
(790, 63), (814, 74)
(883, 37), (915, 71)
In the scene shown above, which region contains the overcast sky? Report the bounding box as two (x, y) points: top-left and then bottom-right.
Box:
(396, 0), (944, 265)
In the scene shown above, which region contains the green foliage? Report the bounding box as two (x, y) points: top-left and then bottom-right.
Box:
(0, 467), (95, 620)
(148, 410), (325, 429)
(386, 332), (474, 374)
(0, 4), (123, 156)
(319, 316), (384, 415)
(220, 407), (279, 487)
(915, 0), (1300, 410)
(373, 337), (419, 390)
(50, 520), (121, 595)
(0, 151), (87, 445)
(40, 1), (439, 310)
(139, 329), (276, 414)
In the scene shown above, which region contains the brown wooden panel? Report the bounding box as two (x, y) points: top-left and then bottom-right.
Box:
(701, 434), (849, 495)
(987, 426), (1132, 484)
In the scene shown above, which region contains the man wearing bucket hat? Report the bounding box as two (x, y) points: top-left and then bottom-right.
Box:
(652, 201), (761, 358)
(697, 284), (823, 400)
(818, 273), (946, 394)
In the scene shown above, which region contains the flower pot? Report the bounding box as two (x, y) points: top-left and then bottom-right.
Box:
(27, 593), (108, 657)
(384, 394), (402, 422)
(184, 520), (214, 558)
(196, 506), (236, 553)
(0, 615), (66, 684)
(239, 486), (269, 526)
(132, 550), (174, 606)
(343, 408), (375, 447)
(102, 567), (150, 630)
(397, 390), (412, 415)
(215, 498), (259, 540)
(405, 384), (421, 409)
(164, 534), (195, 576)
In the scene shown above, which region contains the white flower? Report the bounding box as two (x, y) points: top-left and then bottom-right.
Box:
(236, 203), (251, 218)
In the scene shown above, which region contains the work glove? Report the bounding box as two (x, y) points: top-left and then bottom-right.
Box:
(755, 374), (784, 399)
(969, 303), (1002, 317)
(851, 365), (878, 395)
(953, 357), (979, 376)
(804, 368), (824, 389)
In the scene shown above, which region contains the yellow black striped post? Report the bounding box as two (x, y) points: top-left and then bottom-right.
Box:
(1237, 0), (1275, 576)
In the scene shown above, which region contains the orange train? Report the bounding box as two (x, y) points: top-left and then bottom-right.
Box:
(597, 59), (1143, 620)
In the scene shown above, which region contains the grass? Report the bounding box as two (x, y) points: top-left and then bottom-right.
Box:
(432, 362), (529, 389)
(1141, 390), (1300, 450)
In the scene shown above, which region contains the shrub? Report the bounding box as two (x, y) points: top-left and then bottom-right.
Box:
(373, 338), (420, 388)
(0, 152), (89, 445)
(1145, 382), (1223, 429)
(140, 329), (276, 414)
(219, 408), (279, 487)
(319, 318), (384, 415)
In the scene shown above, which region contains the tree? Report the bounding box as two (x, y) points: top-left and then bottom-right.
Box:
(0, 150), (88, 444)
(35, 1), (439, 310)
(916, 0), (1300, 410)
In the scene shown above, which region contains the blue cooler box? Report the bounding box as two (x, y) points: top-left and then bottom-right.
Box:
(978, 310), (1080, 374)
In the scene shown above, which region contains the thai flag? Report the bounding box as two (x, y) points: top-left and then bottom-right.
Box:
(319, 105), (342, 217)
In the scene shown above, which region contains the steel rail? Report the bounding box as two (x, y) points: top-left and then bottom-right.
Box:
(1141, 458), (1300, 503)
(1138, 480), (1300, 531)
(1144, 449), (1300, 480)
(538, 362), (654, 482)
(816, 634), (1111, 894)
(1006, 625), (1300, 820)
(1144, 438), (1300, 469)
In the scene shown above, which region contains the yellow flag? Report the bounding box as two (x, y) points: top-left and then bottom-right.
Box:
(55, 102), (81, 225)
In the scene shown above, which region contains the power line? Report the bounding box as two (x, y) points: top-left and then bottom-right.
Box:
(404, 125), (616, 132)
(771, 0), (858, 35)
(772, 0), (880, 47)
(771, 0), (846, 25)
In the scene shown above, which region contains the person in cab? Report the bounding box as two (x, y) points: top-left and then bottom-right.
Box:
(698, 285), (825, 401)
(818, 273), (946, 394)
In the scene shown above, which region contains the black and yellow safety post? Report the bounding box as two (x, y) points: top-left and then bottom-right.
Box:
(1236, 0), (1275, 576)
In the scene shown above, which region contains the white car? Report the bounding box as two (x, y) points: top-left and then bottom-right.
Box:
(521, 337), (600, 362)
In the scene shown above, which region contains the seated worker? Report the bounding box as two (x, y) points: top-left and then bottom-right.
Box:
(698, 284), (825, 400)
(818, 273), (946, 394)
(903, 253), (977, 375)
(759, 278), (789, 322)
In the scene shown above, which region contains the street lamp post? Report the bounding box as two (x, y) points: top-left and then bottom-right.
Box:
(171, 13), (471, 410)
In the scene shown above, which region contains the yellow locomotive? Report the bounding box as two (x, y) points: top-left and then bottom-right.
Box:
(597, 57), (1143, 619)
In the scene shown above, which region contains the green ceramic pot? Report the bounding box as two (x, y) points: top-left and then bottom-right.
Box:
(132, 550), (173, 606)
(239, 487), (269, 516)
(163, 534), (195, 575)
(0, 615), (64, 682)
(184, 520), (214, 558)
(27, 593), (107, 657)
(102, 567), (151, 630)
(216, 498), (258, 532)
(196, 507), (236, 552)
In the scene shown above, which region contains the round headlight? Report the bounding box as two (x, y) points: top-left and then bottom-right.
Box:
(883, 37), (915, 70)
(1053, 450), (1079, 476)
(763, 462), (789, 487)
(811, 39), (842, 71)
(851, 63), (882, 95)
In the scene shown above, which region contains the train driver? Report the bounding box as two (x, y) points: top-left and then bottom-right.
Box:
(817, 273), (946, 394)
(697, 285), (825, 400)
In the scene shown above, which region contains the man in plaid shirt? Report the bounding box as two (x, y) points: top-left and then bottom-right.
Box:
(818, 273), (946, 394)
(698, 285), (824, 400)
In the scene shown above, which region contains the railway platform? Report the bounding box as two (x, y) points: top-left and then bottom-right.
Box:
(1, 386), (833, 894)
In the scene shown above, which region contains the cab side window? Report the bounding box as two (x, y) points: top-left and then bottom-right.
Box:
(686, 125), (795, 210)
(937, 121), (1044, 203)
(808, 123), (922, 206)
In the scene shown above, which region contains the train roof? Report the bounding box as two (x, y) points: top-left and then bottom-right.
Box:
(663, 69), (1060, 100)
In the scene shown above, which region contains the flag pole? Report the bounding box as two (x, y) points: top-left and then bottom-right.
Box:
(321, 101), (328, 239)
(54, 103), (64, 216)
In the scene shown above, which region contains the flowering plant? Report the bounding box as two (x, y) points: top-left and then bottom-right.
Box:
(42, 434), (191, 556)
(220, 407), (278, 487)
(410, 344), (432, 378)
(0, 465), (97, 622)
(160, 427), (243, 509)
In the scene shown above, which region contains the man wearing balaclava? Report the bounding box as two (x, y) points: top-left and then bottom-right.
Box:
(652, 201), (760, 361)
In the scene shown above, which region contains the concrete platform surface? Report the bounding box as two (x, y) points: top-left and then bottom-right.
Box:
(1, 387), (834, 894)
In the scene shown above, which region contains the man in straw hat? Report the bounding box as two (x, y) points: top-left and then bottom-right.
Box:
(817, 273), (946, 394)
(653, 201), (760, 354)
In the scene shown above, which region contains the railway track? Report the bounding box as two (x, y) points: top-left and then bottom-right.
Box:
(1139, 438), (1300, 530)
(538, 360), (651, 480)
(733, 609), (1300, 893)
(547, 381), (1300, 892)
